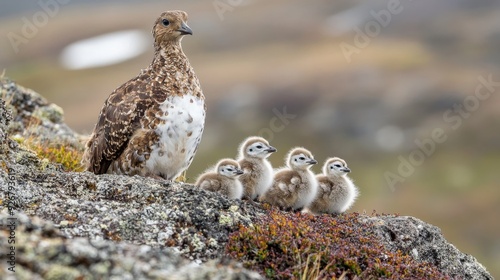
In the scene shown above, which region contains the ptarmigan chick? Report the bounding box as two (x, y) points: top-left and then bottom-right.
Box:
(237, 136), (276, 201)
(306, 157), (358, 214)
(259, 147), (318, 210)
(83, 10), (205, 181)
(195, 159), (244, 200)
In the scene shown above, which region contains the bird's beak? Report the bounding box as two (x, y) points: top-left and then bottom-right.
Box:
(307, 159), (318, 165)
(266, 146), (277, 153)
(342, 167), (351, 173)
(235, 169), (244, 175)
(178, 22), (193, 35)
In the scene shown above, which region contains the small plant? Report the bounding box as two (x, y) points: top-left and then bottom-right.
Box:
(226, 210), (450, 279)
(22, 137), (84, 172)
(176, 170), (188, 183)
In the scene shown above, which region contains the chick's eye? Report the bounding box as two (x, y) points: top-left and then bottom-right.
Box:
(256, 145), (262, 149)
(162, 19), (170, 26)
(334, 164), (341, 168)
(299, 157), (305, 160)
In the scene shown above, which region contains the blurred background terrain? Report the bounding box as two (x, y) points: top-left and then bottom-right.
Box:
(1, 0), (499, 277)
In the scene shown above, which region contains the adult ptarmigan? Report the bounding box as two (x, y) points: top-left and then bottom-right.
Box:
(83, 10), (205, 180)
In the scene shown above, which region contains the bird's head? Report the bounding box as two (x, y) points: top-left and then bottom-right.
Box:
(323, 157), (351, 177)
(239, 136), (277, 159)
(153, 10), (192, 46)
(217, 159), (244, 178)
(287, 147), (317, 170)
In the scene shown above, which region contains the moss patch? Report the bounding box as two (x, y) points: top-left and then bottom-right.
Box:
(20, 137), (84, 172)
(226, 210), (450, 279)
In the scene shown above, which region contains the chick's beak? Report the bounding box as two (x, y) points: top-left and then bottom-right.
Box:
(235, 169), (244, 175)
(178, 22), (193, 35)
(266, 146), (277, 153)
(307, 159), (318, 165)
(342, 167), (351, 173)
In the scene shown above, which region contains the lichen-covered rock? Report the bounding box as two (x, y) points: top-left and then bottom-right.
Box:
(0, 77), (82, 150)
(0, 211), (262, 280)
(171, 258), (262, 280)
(0, 100), (8, 151)
(363, 215), (493, 280)
(0, 99), (10, 142)
(0, 98), (15, 157)
(0, 166), (265, 262)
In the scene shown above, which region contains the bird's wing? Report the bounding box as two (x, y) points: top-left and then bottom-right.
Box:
(277, 182), (290, 193)
(288, 175), (302, 193)
(238, 160), (253, 182)
(203, 179), (222, 192)
(240, 160), (255, 175)
(199, 179), (214, 190)
(322, 182), (334, 199)
(85, 77), (153, 174)
(328, 181), (344, 200)
(275, 171), (301, 195)
(316, 177), (330, 199)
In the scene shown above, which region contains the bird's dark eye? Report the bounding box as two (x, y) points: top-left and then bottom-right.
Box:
(299, 157), (305, 160)
(256, 145), (263, 149)
(162, 19), (170, 26)
(334, 164), (341, 168)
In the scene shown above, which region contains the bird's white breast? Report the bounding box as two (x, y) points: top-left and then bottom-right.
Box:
(295, 170), (318, 209)
(230, 180), (244, 200)
(340, 176), (359, 212)
(146, 93), (205, 179)
(255, 160), (274, 196)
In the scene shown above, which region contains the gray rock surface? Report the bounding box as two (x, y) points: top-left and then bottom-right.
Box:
(0, 96), (16, 159)
(0, 167), (265, 261)
(362, 215), (493, 280)
(0, 77), (493, 279)
(0, 76), (82, 150)
(0, 99), (9, 152)
(0, 211), (262, 280)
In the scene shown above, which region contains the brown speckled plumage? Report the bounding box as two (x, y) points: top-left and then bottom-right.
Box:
(83, 10), (205, 180)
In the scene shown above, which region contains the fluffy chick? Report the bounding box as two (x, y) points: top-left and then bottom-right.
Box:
(306, 157), (358, 214)
(195, 159), (244, 200)
(259, 147), (318, 210)
(237, 136), (276, 201)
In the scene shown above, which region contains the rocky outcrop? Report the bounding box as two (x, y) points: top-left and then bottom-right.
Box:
(0, 99), (11, 154)
(364, 215), (492, 280)
(0, 76), (81, 148)
(0, 211), (262, 280)
(0, 168), (265, 262)
(0, 78), (493, 279)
